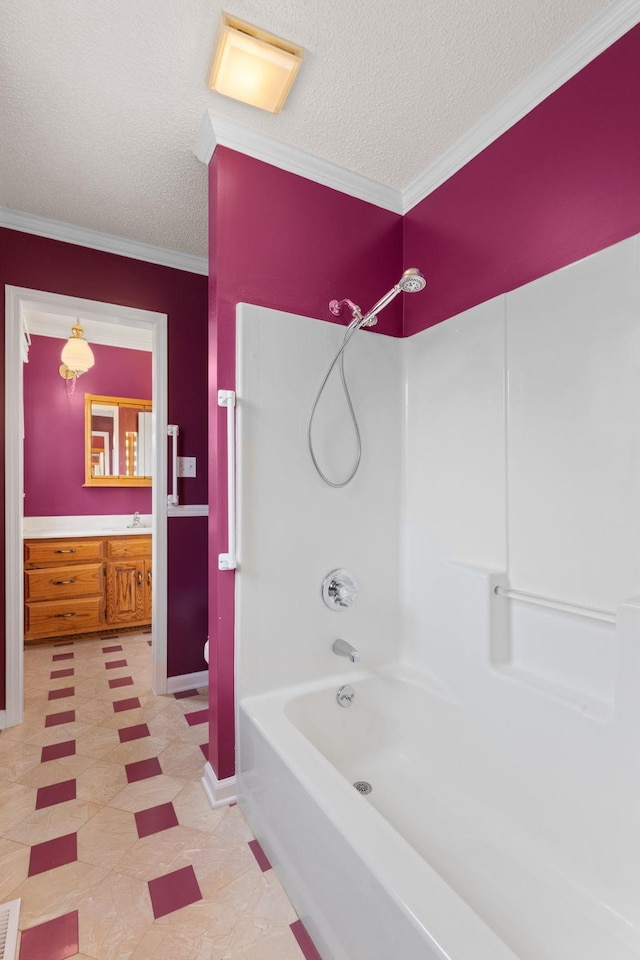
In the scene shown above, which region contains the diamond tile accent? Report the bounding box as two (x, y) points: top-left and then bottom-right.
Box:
(185, 709), (208, 726)
(173, 689), (198, 699)
(125, 756), (162, 783)
(18, 909), (79, 960)
(28, 833), (78, 877)
(290, 920), (323, 960)
(41, 740), (76, 763)
(36, 779), (77, 810)
(113, 697), (141, 713)
(105, 659), (128, 670)
(48, 686), (75, 700)
(52, 652), (74, 662)
(109, 676), (134, 689)
(118, 723), (150, 743)
(45, 710), (76, 727)
(102, 645), (123, 653)
(148, 864), (202, 919)
(135, 801), (179, 839)
(248, 839), (272, 872)
(51, 668), (74, 679)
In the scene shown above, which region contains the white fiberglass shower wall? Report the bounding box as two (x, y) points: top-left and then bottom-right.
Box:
(235, 303), (403, 698)
(403, 232), (640, 948)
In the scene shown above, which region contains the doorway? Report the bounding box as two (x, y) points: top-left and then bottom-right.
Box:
(4, 286), (168, 728)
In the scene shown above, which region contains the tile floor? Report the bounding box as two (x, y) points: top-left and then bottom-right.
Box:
(0, 632), (321, 960)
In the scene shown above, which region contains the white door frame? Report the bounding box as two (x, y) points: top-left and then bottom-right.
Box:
(3, 285), (168, 728)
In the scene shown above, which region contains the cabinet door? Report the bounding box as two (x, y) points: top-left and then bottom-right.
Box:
(144, 559), (152, 621)
(106, 560), (145, 623)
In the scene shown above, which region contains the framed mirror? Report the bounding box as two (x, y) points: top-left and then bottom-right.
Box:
(84, 393), (152, 486)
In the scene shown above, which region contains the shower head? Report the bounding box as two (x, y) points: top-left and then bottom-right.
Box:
(358, 267), (427, 327)
(398, 268), (427, 293)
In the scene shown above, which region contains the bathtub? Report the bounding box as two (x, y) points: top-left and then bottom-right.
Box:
(238, 663), (638, 960)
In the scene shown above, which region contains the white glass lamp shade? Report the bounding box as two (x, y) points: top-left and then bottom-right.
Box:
(60, 322), (95, 376)
(207, 14), (303, 114)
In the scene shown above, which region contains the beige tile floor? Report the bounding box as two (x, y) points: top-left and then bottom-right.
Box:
(0, 632), (309, 960)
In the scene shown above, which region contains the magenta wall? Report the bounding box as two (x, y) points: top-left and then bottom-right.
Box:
(24, 335), (152, 516)
(0, 228), (209, 706)
(208, 148), (403, 778)
(403, 23), (640, 336)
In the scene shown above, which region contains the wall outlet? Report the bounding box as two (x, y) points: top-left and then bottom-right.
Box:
(177, 456), (196, 478)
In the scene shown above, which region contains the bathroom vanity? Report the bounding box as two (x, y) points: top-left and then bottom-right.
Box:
(24, 531), (152, 642)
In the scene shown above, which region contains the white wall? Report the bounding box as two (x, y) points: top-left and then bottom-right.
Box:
(235, 303), (403, 699)
(402, 233), (640, 928)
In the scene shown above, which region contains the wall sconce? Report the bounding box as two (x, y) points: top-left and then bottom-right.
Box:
(207, 13), (303, 114)
(59, 320), (95, 381)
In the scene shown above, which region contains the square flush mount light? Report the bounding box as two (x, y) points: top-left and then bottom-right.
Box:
(207, 13), (303, 114)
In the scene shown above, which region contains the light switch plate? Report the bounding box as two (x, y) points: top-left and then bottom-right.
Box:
(177, 456), (196, 478)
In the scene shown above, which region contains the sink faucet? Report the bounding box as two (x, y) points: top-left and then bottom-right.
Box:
(332, 638), (360, 663)
(128, 511), (142, 528)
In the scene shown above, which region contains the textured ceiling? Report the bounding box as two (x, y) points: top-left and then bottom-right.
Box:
(2, 0), (613, 261)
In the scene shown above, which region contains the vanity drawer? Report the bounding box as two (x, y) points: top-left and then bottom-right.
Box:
(24, 538), (105, 567)
(25, 563), (104, 602)
(25, 596), (104, 639)
(106, 536), (152, 559)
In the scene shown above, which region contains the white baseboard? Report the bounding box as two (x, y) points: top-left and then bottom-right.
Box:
(201, 761), (237, 808)
(167, 670), (208, 694)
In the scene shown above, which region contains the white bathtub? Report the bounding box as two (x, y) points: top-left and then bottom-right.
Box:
(238, 664), (638, 960)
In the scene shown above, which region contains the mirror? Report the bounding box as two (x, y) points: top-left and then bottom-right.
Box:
(84, 393), (152, 486)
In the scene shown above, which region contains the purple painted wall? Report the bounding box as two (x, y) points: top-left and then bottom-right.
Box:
(403, 23), (640, 336)
(24, 335), (152, 516)
(208, 147), (403, 778)
(0, 228), (209, 707)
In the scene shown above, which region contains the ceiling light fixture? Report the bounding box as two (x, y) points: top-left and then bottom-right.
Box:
(207, 13), (303, 114)
(59, 319), (95, 381)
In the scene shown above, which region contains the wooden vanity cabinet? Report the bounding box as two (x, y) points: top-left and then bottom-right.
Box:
(24, 534), (152, 642)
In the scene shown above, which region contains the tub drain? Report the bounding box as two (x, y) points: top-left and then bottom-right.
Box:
(353, 780), (372, 795)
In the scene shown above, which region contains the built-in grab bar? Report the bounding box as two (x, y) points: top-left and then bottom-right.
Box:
(167, 424), (179, 507)
(493, 585), (616, 623)
(218, 389), (236, 571)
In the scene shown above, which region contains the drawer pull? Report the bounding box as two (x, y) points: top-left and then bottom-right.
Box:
(54, 548), (76, 554)
(137, 570), (143, 586)
(54, 612), (77, 618)
(53, 578), (77, 586)
(147, 569), (151, 586)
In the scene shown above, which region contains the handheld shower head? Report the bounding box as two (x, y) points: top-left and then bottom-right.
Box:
(357, 267), (427, 327)
(398, 268), (427, 293)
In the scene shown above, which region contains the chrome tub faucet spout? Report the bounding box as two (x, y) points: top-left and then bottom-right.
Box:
(332, 638), (360, 663)
(128, 511), (142, 528)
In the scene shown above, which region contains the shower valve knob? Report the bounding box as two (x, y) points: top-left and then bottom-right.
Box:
(322, 569), (359, 610)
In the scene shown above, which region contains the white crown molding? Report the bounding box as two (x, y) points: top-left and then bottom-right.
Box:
(195, 2), (640, 218)
(193, 111), (404, 215)
(402, 0), (640, 212)
(0, 207), (208, 276)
